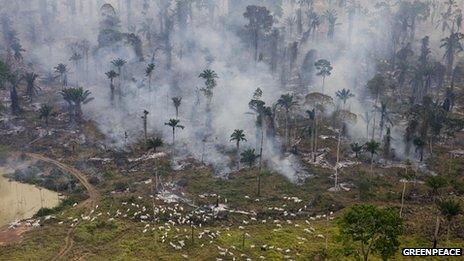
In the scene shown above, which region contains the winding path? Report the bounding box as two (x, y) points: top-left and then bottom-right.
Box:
(0, 153), (99, 260)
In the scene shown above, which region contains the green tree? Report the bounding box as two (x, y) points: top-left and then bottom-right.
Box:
(146, 137), (163, 152)
(38, 104), (53, 126)
(337, 204), (403, 261)
(165, 119), (184, 144)
(230, 129), (247, 170)
(437, 199), (461, 242)
(240, 148), (260, 168)
(426, 176), (447, 199)
(350, 142), (363, 158)
(314, 59), (332, 93)
(60, 87), (93, 124)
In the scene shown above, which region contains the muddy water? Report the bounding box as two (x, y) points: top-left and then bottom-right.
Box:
(0, 172), (61, 227)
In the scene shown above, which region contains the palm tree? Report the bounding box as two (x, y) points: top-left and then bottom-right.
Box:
(145, 63), (155, 89)
(111, 58), (126, 79)
(146, 137), (163, 152)
(364, 140), (380, 177)
(111, 58), (127, 99)
(60, 87), (93, 123)
(172, 97), (182, 118)
(413, 137), (426, 162)
(165, 119), (184, 144)
(333, 90), (355, 190)
(141, 110), (149, 141)
(314, 59), (332, 93)
(335, 89), (354, 109)
(38, 104), (53, 126)
(277, 94), (297, 148)
(350, 143), (363, 158)
(199, 69), (219, 107)
(54, 63), (68, 88)
(240, 148), (260, 168)
(230, 129), (247, 170)
(105, 70), (119, 103)
(323, 9), (338, 39)
(23, 72), (39, 101)
(437, 199), (461, 242)
(69, 52), (82, 85)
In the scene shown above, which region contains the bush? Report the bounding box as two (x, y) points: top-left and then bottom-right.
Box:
(89, 176), (100, 185)
(33, 197), (78, 218)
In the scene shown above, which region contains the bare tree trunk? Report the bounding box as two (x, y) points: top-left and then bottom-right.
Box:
(433, 215), (440, 248)
(400, 181), (406, 217)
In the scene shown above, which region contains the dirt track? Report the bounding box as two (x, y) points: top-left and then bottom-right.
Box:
(0, 153), (99, 260)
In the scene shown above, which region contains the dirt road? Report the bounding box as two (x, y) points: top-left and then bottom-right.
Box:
(0, 153), (99, 260)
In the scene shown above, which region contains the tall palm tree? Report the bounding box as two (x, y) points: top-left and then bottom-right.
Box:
(364, 140), (380, 177)
(54, 63), (68, 88)
(437, 199), (461, 242)
(38, 104), (53, 126)
(145, 63), (155, 89)
(230, 129), (247, 170)
(60, 87), (93, 123)
(165, 118), (184, 144)
(172, 97), (182, 118)
(23, 72), (39, 101)
(146, 137), (163, 152)
(334, 90), (355, 190)
(105, 70), (119, 103)
(277, 94), (297, 148)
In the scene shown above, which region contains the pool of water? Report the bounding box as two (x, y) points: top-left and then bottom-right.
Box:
(0, 170), (61, 227)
